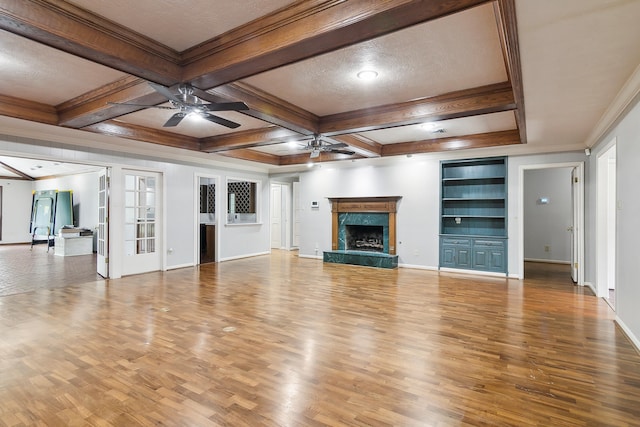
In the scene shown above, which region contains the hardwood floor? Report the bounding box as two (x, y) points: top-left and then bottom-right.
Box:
(0, 251), (639, 426)
(0, 244), (102, 297)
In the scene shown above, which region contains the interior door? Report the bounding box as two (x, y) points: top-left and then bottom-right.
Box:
(570, 167), (578, 282)
(271, 184), (282, 248)
(122, 170), (162, 276)
(97, 169), (109, 278)
(292, 182), (300, 248)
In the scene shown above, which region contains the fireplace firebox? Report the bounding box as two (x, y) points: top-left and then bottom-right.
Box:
(346, 225), (384, 252)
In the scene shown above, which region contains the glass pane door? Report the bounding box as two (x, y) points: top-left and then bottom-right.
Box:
(124, 174), (157, 256)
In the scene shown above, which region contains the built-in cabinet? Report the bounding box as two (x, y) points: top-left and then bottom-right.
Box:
(439, 157), (507, 273)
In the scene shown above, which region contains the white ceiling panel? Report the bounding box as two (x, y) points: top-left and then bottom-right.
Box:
(0, 30), (127, 105)
(66, 0), (296, 51)
(517, 0), (640, 147)
(0, 156), (102, 179)
(360, 111), (517, 145)
(242, 3), (507, 116)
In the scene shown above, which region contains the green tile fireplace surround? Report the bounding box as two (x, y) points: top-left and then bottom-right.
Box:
(324, 196), (401, 269)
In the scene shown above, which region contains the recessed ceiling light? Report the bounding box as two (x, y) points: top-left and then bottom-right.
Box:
(306, 162), (314, 168)
(420, 122), (437, 130)
(357, 70), (378, 81)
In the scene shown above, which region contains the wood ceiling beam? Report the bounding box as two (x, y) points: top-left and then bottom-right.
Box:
(184, 0), (491, 89)
(206, 83), (319, 135)
(0, 94), (57, 125)
(82, 121), (200, 151)
(57, 77), (167, 128)
(0, 161), (34, 180)
(200, 127), (301, 153)
(330, 134), (382, 158)
(278, 151), (362, 166)
(319, 82), (516, 136)
(217, 149), (281, 165)
(494, 0), (526, 144)
(380, 129), (520, 156)
(0, 0), (181, 85)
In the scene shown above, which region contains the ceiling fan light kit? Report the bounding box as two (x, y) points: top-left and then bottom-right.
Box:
(300, 135), (356, 159)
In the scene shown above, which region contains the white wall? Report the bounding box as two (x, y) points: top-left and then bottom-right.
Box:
(298, 152), (586, 276)
(1, 137), (271, 273)
(587, 95), (640, 348)
(523, 168), (572, 262)
(298, 158), (440, 267)
(0, 179), (33, 243)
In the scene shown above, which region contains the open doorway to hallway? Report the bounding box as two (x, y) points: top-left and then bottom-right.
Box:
(521, 164), (583, 284)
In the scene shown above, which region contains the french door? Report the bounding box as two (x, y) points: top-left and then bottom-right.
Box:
(97, 169), (109, 278)
(122, 170), (162, 276)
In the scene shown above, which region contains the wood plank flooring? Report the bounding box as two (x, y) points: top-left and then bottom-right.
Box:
(0, 244), (101, 297)
(0, 249), (639, 426)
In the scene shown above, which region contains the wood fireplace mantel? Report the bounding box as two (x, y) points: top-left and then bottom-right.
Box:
(327, 196), (401, 255)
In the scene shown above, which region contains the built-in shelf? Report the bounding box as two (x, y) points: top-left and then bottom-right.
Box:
(439, 157), (507, 274)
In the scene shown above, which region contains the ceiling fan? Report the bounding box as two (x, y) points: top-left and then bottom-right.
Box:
(109, 82), (249, 128)
(302, 135), (355, 159)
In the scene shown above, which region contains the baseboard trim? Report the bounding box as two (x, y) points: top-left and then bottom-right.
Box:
(614, 316), (640, 354)
(584, 281), (597, 296)
(524, 258), (571, 264)
(166, 262), (194, 271)
(439, 267), (507, 278)
(298, 253), (323, 260)
(219, 251), (270, 262)
(398, 263), (438, 271)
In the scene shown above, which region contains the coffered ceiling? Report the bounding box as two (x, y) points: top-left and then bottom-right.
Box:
(0, 0), (639, 173)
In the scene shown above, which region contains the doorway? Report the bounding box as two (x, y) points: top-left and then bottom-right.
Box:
(270, 183), (291, 250)
(196, 174), (218, 264)
(121, 170), (162, 276)
(519, 162), (584, 283)
(597, 140), (617, 306)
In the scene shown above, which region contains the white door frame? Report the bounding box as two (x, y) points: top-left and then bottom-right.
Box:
(596, 138), (617, 300)
(518, 162), (585, 284)
(270, 181), (292, 250)
(194, 173), (220, 264)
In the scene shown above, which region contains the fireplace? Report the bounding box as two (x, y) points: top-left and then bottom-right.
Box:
(346, 225), (384, 252)
(324, 196), (401, 268)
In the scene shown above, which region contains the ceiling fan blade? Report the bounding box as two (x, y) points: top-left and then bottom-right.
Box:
(202, 113), (241, 129)
(203, 102), (249, 112)
(329, 149), (355, 155)
(163, 112), (186, 127)
(189, 86), (250, 111)
(148, 82), (182, 103)
(325, 142), (348, 149)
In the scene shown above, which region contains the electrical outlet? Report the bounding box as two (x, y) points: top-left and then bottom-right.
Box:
(413, 249), (419, 256)
(544, 245), (550, 252)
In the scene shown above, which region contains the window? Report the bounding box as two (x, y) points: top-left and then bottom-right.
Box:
(227, 178), (259, 224)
